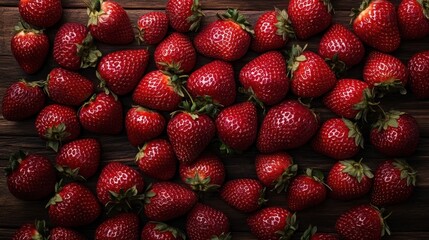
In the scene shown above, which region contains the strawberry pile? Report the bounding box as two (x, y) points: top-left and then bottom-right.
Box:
(4, 0), (427, 239)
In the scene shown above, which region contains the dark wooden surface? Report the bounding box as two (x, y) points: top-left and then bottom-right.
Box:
(1, 0), (429, 239)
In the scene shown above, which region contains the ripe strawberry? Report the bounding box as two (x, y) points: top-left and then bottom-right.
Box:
(285, 169), (327, 212)
(255, 152), (297, 193)
(194, 9), (253, 61)
(11, 22), (49, 74)
(351, 0), (400, 52)
(371, 159), (417, 206)
(137, 12), (169, 45)
(12, 220), (48, 240)
(79, 92), (123, 135)
(239, 51), (289, 106)
(97, 49), (150, 95)
(220, 178), (266, 213)
(335, 204), (390, 240)
(370, 111), (420, 157)
(86, 0), (134, 45)
(247, 207), (297, 240)
(53, 22), (101, 71)
(166, 0), (204, 32)
(5, 151), (56, 200)
(301, 225), (340, 240)
(45, 68), (94, 106)
(397, 0), (429, 39)
(126, 106), (165, 147)
(287, 45), (337, 98)
(141, 222), (186, 240)
(287, 0), (333, 39)
(257, 100), (319, 153)
(47, 182), (101, 227)
(144, 182), (198, 221)
(95, 213), (139, 240)
(50, 227), (86, 240)
(19, 0), (62, 27)
(312, 118), (363, 160)
(408, 50), (429, 99)
(135, 139), (177, 181)
(327, 160), (373, 200)
(2, 79), (45, 121)
(186, 203), (230, 240)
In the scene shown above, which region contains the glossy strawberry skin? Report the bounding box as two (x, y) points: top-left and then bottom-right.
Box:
(251, 10), (288, 52)
(50, 227), (86, 240)
(19, 0), (62, 27)
(220, 178), (265, 213)
(247, 207), (294, 240)
(95, 213), (139, 240)
(186, 203), (230, 240)
(286, 174), (327, 212)
(141, 222), (185, 240)
(166, 0), (201, 32)
(398, 0), (429, 39)
(125, 106), (166, 147)
(12, 223), (43, 240)
(137, 12), (169, 45)
(255, 152), (294, 189)
(408, 50), (429, 99)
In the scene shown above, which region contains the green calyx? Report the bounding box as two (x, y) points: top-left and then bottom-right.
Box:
(45, 123), (71, 152)
(343, 118), (364, 148)
(153, 221), (187, 239)
(305, 168), (324, 182)
(217, 8), (254, 35)
(33, 220), (49, 240)
(287, 44), (308, 78)
(370, 205), (391, 237)
(105, 185), (145, 215)
(143, 183), (156, 205)
(322, 0), (335, 14)
(46, 181), (65, 208)
(239, 87), (265, 111)
(275, 213), (298, 240)
(211, 232), (232, 240)
(350, 0), (372, 24)
(14, 21), (44, 34)
(4, 150), (27, 176)
(86, 0), (105, 26)
(373, 79), (407, 97)
(77, 33), (102, 69)
(55, 164), (86, 182)
(187, 0), (205, 31)
(340, 159), (373, 183)
(272, 164), (298, 193)
(324, 53), (347, 78)
(258, 187), (268, 206)
(393, 159), (417, 186)
(373, 110), (405, 132)
(219, 141), (237, 155)
(274, 8), (295, 40)
(300, 225), (317, 240)
(417, 0), (429, 19)
(353, 88), (379, 122)
(185, 172), (220, 192)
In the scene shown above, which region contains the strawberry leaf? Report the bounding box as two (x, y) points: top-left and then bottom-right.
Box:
(274, 8), (295, 39)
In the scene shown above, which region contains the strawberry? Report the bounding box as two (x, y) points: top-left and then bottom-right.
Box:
(370, 111), (420, 157)
(95, 213), (139, 240)
(220, 178), (266, 213)
(35, 104), (81, 151)
(327, 160), (373, 200)
(312, 118), (363, 160)
(194, 9), (253, 61)
(53, 22), (101, 71)
(144, 182), (198, 221)
(1, 79), (45, 121)
(141, 222), (186, 240)
(19, 0), (62, 27)
(247, 207), (297, 240)
(11, 22), (49, 74)
(126, 106), (166, 147)
(154, 33), (196, 74)
(56, 138), (101, 180)
(287, 0), (333, 39)
(285, 169), (327, 212)
(371, 159), (417, 206)
(166, 0), (204, 32)
(255, 152), (297, 193)
(179, 153), (225, 191)
(351, 0), (400, 52)
(186, 60), (236, 107)
(97, 49), (150, 95)
(79, 92), (123, 135)
(137, 12), (169, 45)
(186, 203), (230, 240)
(45, 68), (94, 106)
(5, 151), (56, 200)
(287, 45), (337, 98)
(50, 227), (86, 240)
(135, 139), (177, 181)
(408, 50), (429, 99)
(301, 225), (340, 240)
(335, 204), (390, 240)
(86, 0), (134, 45)
(239, 51), (289, 106)
(12, 220), (48, 240)
(47, 182), (101, 227)
(257, 100), (319, 153)
(397, 0), (429, 39)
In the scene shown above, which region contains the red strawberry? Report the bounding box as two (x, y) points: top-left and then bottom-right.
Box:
(255, 152), (297, 193)
(327, 160), (373, 200)
(408, 50), (429, 99)
(45, 68), (94, 106)
(1, 79), (45, 121)
(239, 51), (289, 106)
(53, 22), (101, 71)
(312, 118), (363, 160)
(5, 151), (56, 200)
(86, 0), (134, 45)
(47, 182), (101, 227)
(97, 49), (150, 95)
(79, 92), (123, 135)
(186, 60), (236, 107)
(50, 227), (86, 240)
(371, 159), (417, 206)
(135, 139), (177, 181)
(247, 207), (297, 240)
(194, 9), (253, 61)
(95, 213), (139, 240)
(301, 225), (340, 240)
(19, 0), (62, 27)
(397, 0), (429, 39)
(285, 169), (327, 212)
(287, 0), (333, 39)
(287, 45), (337, 98)
(56, 138), (101, 180)
(166, 0), (204, 32)
(144, 182), (198, 221)
(126, 106), (165, 147)
(351, 0), (400, 52)
(137, 12), (169, 45)
(141, 222), (186, 240)
(186, 203), (230, 240)
(370, 111), (420, 157)
(12, 220), (48, 240)
(257, 100), (319, 153)
(220, 178), (266, 213)
(11, 22), (49, 74)
(335, 204), (390, 240)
